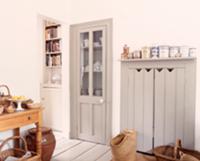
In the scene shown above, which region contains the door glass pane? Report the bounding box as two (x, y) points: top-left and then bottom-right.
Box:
(80, 32), (89, 95)
(93, 30), (103, 96)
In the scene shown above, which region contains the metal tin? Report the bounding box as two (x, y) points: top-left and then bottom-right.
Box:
(158, 46), (169, 58)
(180, 46), (189, 57)
(169, 47), (179, 58)
(151, 47), (158, 58)
(189, 48), (196, 57)
(133, 50), (141, 59)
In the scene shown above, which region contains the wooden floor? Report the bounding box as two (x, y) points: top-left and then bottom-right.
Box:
(52, 133), (156, 161)
(52, 134), (112, 161)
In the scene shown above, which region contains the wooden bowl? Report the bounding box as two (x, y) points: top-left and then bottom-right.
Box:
(27, 103), (42, 109)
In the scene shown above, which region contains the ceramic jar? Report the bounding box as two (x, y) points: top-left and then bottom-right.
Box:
(141, 47), (151, 59)
(121, 45), (129, 59)
(26, 127), (56, 161)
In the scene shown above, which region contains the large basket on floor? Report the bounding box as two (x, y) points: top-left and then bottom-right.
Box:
(110, 129), (137, 161)
(0, 136), (40, 161)
(153, 145), (200, 161)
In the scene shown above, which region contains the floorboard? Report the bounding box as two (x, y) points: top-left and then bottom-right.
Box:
(96, 151), (112, 161)
(52, 141), (96, 161)
(53, 139), (81, 158)
(72, 144), (110, 161)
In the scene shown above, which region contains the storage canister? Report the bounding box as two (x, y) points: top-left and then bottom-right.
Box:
(180, 46), (189, 57)
(26, 127), (56, 161)
(169, 46), (179, 58)
(141, 47), (151, 59)
(151, 47), (158, 58)
(158, 46), (169, 58)
(133, 50), (141, 59)
(189, 48), (196, 57)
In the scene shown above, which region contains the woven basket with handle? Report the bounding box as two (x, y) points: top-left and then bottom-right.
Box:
(0, 136), (39, 161)
(0, 85), (11, 107)
(153, 145), (200, 161)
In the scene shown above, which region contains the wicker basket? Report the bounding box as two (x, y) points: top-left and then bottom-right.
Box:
(0, 136), (40, 161)
(153, 145), (200, 161)
(0, 85), (11, 108)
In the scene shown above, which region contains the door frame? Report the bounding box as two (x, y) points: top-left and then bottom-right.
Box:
(70, 19), (113, 144)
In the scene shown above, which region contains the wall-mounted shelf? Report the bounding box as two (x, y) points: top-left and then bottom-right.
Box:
(46, 66), (62, 69)
(46, 37), (61, 41)
(46, 51), (61, 55)
(42, 83), (61, 89)
(120, 57), (196, 62)
(45, 24), (61, 29)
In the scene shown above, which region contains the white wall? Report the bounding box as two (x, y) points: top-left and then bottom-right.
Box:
(69, 0), (200, 150)
(0, 0), (70, 99)
(0, 0), (70, 138)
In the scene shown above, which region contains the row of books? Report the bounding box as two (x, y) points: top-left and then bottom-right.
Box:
(45, 27), (61, 39)
(46, 41), (60, 53)
(46, 55), (62, 66)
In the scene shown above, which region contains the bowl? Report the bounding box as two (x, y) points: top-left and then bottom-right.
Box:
(27, 103), (42, 109)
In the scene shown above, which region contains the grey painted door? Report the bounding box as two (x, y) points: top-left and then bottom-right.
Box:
(70, 19), (112, 145)
(77, 27), (106, 143)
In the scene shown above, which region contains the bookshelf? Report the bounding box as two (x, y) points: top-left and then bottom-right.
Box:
(43, 20), (62, 88)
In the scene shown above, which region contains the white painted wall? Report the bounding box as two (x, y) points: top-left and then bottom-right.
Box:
(0, 0), (70, 138)
(69, 0), (200, 150)
(0, 0), (200, 150)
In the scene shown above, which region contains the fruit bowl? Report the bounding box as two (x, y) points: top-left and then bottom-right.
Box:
(8, 96), (29, 111)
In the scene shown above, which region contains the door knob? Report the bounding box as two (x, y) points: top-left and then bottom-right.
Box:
(99, 99), (104, 104)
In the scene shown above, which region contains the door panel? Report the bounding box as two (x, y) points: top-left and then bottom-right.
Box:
(154, 69), (165, 147)
(79, 103), (91, 134)
(175, 69), (185, 141)
(143, 69), (154, 151)
(165, 68), (176, 144)
(154, 68), (185, 147)
(93, 104), (105, 142)
(126, 68), (154, 151)
(134, 69), (145, 151)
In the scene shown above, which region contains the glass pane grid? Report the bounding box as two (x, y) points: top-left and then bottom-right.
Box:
(93, 30), (103, 97)
(80, 32), (89, 96)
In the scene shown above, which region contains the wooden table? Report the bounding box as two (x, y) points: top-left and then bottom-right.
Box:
(0, 108), (42, 159)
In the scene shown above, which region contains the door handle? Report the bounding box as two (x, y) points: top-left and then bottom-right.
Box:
(99, 99), (104, 104)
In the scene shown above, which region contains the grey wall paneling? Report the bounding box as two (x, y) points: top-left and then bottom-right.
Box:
(120, 59), (196, 151)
